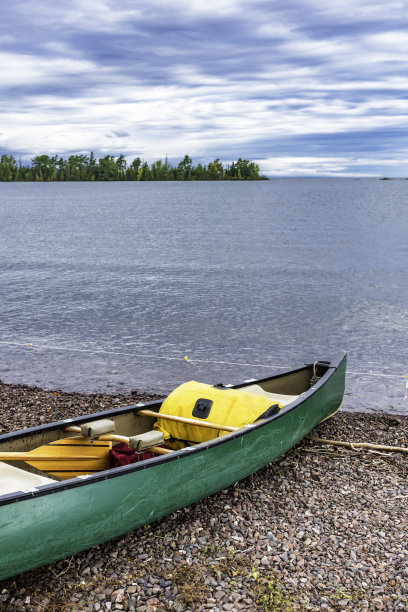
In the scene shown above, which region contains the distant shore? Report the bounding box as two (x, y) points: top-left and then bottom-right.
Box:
(0, 154), (265, 182)
(1, 381), (407, 611)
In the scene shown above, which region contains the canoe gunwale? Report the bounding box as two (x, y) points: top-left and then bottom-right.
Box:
(0, 351), (346, 508)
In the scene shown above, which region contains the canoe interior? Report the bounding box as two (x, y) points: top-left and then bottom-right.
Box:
(235, 365), (315, 398)
(0, 359), (340, 488)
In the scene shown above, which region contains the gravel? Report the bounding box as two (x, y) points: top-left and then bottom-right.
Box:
(0, 381), (407, 611)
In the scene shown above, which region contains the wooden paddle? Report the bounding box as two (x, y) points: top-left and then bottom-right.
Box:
(0, 452), (100, 461)
(0, 437), (112, 479)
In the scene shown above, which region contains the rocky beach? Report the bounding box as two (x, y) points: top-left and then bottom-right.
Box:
(0, 381), (407, 612)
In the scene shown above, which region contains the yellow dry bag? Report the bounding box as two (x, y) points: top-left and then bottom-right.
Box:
(154, 381), (282, 449)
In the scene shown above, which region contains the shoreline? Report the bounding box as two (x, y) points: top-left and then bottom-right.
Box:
(0, 381), (407, 611)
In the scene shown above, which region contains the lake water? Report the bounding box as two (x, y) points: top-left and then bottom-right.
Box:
(0, 179), (407, 414)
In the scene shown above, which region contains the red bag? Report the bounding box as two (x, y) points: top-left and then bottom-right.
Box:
(109, 442), (158, 468)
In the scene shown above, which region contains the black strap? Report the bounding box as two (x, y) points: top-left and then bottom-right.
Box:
(168, 435), (198, 447)
(254, 404), (280, 421)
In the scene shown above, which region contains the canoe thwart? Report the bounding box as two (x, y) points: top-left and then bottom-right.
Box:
(147, 445), (173, 455)
(136, 409), (238, 432)
(65, 426), (173, 455)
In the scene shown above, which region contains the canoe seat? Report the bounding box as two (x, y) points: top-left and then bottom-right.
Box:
(243, 385), (299, 407)
(0, 462), (56, 496)
(80, 419), (116, 437)
(129, 430), (165, 451)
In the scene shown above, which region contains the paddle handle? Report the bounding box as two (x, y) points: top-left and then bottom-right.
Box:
(137, 409), (238, 432)
(0, 452), (100, 462)
(64, 427), (172, 455)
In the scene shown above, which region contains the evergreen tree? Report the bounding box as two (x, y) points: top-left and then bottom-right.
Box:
(193, 162), (206, 180)
(177, 155), (193, 180)
(66, 154), (89, 180)
(207, 159), (224, 180)
(0, 155), (17, 181)
(97, 155), (118, 181)
(31, 155), (57, 181)
(88, 152), (97, 180)
(116, 155), (127, 180)
(138, 161), (151, 181)
(126, 157), (141, 180)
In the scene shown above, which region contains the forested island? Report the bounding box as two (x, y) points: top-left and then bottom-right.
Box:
(0, 153), (265, 181)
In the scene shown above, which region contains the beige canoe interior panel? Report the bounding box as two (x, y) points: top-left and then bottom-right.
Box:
(0, 462), (56, 496)
(244, 384), (299, 406)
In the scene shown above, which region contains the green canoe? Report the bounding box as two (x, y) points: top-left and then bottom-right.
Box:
(0, 352), (346, 580)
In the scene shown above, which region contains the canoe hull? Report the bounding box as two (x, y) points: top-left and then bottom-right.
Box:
(0, 352), (346, 580)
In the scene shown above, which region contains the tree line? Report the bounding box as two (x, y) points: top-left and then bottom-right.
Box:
(0, 153), (265, 181)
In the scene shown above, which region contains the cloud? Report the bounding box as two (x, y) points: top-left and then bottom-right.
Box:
(0, 0), (408, 175)
(260, 150), (408, 177)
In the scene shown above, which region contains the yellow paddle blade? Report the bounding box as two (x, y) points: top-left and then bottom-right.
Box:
(26, 436), (112, 479)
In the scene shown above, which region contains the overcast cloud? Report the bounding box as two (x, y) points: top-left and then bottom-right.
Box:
(1, 0), (407, 176)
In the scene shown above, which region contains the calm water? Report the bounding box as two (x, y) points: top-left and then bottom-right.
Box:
(0, 179), (407, 414)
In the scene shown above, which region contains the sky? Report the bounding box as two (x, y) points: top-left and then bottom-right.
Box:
(1, 0), (408, 176)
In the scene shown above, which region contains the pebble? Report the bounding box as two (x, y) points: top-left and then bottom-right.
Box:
(0, 383), (407, 610)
